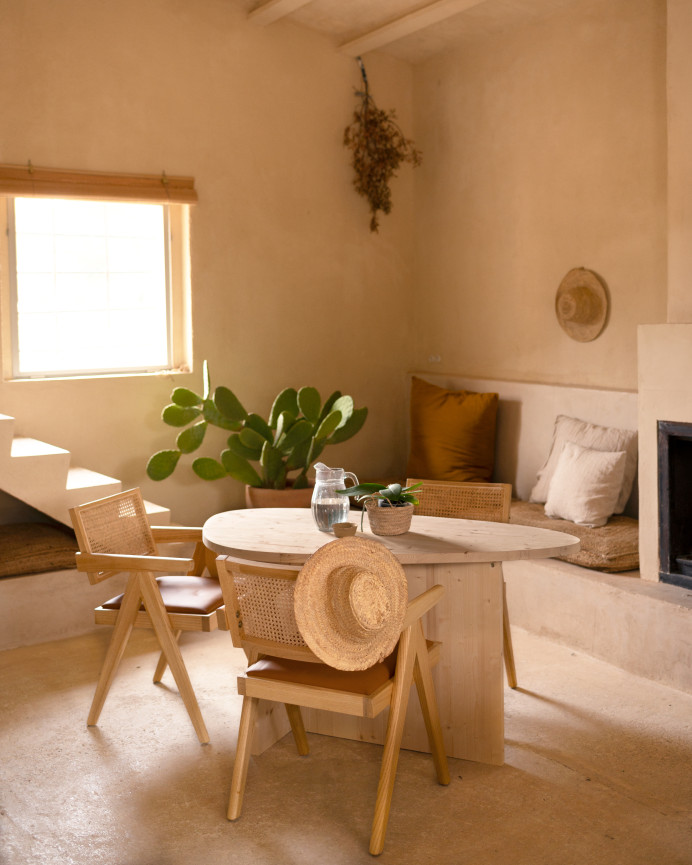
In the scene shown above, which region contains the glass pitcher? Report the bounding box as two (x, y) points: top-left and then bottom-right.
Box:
(311, 462), (359, 532)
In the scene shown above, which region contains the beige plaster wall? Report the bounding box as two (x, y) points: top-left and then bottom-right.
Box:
(0, 0), (416, 524)
(667, 0), (692, 323)
(411, 0), (667, 391)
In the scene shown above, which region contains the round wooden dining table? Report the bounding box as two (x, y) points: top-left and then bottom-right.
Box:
(204, 507), (579, 766)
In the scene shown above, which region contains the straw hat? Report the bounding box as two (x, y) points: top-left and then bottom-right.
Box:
(555, 267), (609, 342)
(294, 537), (408, 671)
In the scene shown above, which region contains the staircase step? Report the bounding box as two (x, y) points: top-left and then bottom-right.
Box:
(62, 467), (123, 514)
(2, 438), (71, 507)
(0, 414), (14, 457)
(0, 415), (173, 528)
(144, 500), (172, 525)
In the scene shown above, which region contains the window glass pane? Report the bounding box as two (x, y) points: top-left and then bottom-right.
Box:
(16, 273), (55, 312)
(12, 197), (171, 376)
(53, 199), (107, 236)
(54, 234), (108, 272)
(15, 233), (55, 272)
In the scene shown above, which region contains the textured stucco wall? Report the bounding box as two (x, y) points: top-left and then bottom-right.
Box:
(0, 0), (416, 524)
(412, 0), (667, 391)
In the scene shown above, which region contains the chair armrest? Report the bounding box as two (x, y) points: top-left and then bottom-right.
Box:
(75, 552), (195, 574)
(402, 584), (445, 628)
(150, 526), (203, 543)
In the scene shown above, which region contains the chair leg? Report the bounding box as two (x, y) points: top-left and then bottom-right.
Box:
(285, 704), (309, 756)
(139, 574), (210, 745)
(87, 575), (141, 727)
(153, 630), (181, 683)
(502, 577), (518, 689)
(412, 624), (450, 786)
(369, 626), (416, 857)
(228, 695), (259, 820)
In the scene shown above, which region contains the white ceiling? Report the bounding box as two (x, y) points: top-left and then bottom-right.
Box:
(242, 0), (584, 64)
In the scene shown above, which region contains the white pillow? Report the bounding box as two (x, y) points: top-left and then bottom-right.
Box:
(544, 441), (627, 527)
(530, 415), (637, 513)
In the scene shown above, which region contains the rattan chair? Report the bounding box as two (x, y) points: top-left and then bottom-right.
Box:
(69, 488), (223, 744)
(216, 542), (450, 856)
(407, 478), (517, 688)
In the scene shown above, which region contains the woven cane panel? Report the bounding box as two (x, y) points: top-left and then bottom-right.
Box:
(234, 573), (306, 647)
(414, 484), (509, 522)
(77, 492), (156, 555)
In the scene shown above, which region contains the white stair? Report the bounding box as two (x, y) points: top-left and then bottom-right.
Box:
(0, 414), (170, 526)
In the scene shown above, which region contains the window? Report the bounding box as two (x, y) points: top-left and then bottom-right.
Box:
(0, 163), (195, 379)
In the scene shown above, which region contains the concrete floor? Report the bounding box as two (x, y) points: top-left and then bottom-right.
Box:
(1, 628), (691, 865)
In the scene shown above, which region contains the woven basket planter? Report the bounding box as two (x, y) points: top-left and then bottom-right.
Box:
(365, 501), (414, 536)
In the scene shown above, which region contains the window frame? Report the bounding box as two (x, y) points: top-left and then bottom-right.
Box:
(0, 162), (195, 381)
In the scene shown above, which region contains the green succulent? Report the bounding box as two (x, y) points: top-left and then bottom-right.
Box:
(146, 362), (368, 490)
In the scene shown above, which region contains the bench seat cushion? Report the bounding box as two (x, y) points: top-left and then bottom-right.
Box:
(509, 500), (639, 573)
(0, 523), (79, 578)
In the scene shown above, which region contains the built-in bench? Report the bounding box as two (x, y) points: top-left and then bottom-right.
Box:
(409, 373), (692, 695)
(0, 520), (128, 651)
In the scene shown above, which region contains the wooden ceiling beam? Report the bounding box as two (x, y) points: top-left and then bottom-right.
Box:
(339, 0), (486, 56)
(249, 0), (314, 27)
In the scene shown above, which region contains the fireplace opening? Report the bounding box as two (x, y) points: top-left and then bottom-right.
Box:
(658, 420), (692, 589)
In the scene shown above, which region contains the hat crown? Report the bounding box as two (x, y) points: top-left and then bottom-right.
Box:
(557, 285), (600, 324)
(294, 537), (408, 671)
(348, 570), (389, 632)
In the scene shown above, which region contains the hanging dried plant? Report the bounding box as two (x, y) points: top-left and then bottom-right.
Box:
(343, 58), (422, 232)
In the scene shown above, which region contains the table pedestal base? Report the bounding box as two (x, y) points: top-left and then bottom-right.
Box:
(250, 561), (505, 766)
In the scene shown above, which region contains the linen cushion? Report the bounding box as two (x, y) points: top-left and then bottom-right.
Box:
(509, 500), (639, 572)
(407, 376), (498, 483)
(0, 523), (78, 578)
(544, 441), (627, 527)
(529, 415), (637, 513)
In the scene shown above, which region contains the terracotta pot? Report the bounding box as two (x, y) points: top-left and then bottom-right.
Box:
(245, 483), (314, 509)
(365, 501), (414, 536)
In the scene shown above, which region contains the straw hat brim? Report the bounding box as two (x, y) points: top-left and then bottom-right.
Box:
(555, 267), (609, 342)
(294, 537), (408, 671)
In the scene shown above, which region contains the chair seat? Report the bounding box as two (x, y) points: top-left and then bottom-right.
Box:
(245, 640), (437, 697)
(102, 576), (223, 615)
(246, 653), (397, 696)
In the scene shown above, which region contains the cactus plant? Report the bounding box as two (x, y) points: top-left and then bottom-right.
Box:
(146, 362), (368, 490)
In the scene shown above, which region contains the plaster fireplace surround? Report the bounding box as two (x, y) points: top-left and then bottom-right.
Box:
(638, 324), (692, 584)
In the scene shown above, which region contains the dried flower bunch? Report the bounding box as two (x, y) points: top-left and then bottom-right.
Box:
(343, 58), (422, 232)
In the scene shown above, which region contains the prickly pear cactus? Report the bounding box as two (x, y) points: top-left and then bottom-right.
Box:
(146, 363), (367, 490)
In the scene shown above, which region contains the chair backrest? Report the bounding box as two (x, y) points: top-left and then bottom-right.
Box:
(70, 488), (157, 583)
(218, 556), (321, 664)
(407, 478), (512, 523)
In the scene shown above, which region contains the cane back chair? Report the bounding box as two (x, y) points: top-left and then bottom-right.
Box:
(216, 539), (450, 856)
(69, 488), (223, 744)
(407, 478), (517, 688)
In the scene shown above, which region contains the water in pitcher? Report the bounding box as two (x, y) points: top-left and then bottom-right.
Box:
(311, 498), (350, 532)
(311, 462), (358, 532)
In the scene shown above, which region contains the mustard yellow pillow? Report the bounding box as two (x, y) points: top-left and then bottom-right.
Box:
(407, 377), (498, 482)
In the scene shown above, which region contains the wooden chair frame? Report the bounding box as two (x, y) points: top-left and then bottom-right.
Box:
(407, 478), (518, 689)
(217, 554), (450, 856)
(70, 489), (221, 744)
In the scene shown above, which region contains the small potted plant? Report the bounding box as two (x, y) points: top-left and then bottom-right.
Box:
(336, 481), (422, 535)
(147, 362), (368, 507)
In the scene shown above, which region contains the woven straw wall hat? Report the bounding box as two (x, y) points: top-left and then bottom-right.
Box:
(555, 267), (609, 342)
(294, 537), (408, 671)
